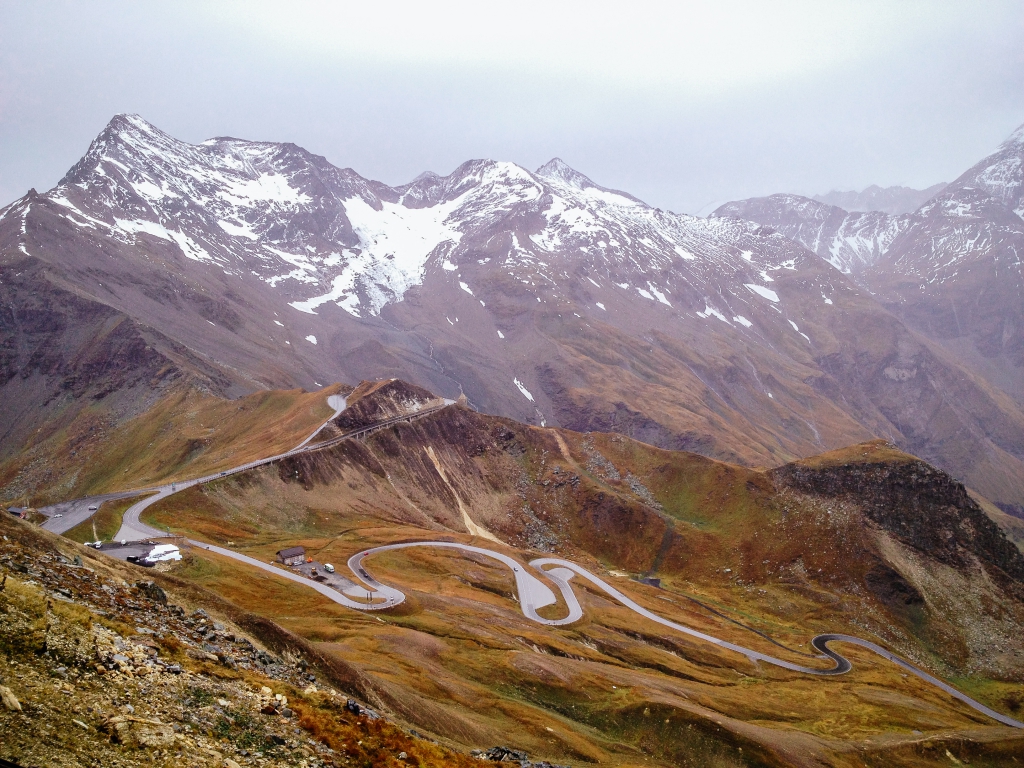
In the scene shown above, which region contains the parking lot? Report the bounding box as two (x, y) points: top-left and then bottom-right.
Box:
(290, 559), (362, 597)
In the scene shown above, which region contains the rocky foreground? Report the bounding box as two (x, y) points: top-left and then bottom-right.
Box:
(0, 514), (567, 768)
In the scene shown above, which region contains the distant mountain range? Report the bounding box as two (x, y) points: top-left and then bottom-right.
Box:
(714, 124), (1024, 414)
(813, 183), (948, 215)
(3, 115), (1024, 516)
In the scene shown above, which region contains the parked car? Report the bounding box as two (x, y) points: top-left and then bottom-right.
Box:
(323, 563), (335, 573)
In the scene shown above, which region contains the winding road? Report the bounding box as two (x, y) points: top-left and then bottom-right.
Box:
(39, 393), (1024, 730)
(113, 394), (349, 541)
(41, 394), (349, 537)
(188, 539), (1023, 729)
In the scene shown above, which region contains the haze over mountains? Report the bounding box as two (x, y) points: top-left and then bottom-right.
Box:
(715, 125), (1024, 422)
(813, 183), (948, 216)
(3, 114), (1024, 518)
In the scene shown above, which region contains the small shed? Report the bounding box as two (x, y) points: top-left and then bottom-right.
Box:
(277, 546), (306, 566)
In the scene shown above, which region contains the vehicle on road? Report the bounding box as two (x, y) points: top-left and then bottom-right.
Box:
(53, 513), (63, 518)
(88, 505), (98, 511)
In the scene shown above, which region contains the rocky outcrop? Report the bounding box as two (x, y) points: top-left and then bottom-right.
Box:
(771, 457), (1024, 581)
(334, 378), (441, 432)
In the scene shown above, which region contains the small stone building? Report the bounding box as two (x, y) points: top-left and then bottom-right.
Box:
(276, 546), (306, 566)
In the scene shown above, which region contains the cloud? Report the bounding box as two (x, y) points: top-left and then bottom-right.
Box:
(0, 0), (1021, 212)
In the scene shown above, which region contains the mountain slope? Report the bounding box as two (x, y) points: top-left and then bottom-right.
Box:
(713, 122), (1024, 422)
(5, 115), (1024, 513)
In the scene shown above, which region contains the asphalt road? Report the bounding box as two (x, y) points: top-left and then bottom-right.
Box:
(186, 539), (1021, 728)
(40, 489), (154, 535)
(113, 394), (348, 541)
(39, 393), (350, 540)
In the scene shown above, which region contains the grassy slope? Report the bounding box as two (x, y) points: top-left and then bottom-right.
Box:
(139, 409), (1024, 767)
(9, 384), (344, 507)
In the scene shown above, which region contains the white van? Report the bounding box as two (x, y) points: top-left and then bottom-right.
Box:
(323, 563), (335, 574)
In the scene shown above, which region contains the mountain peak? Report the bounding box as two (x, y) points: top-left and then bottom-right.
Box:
(98, 113), (175, 148)
(535, 157), (597, 190)
(812, 183), (947, 215)
(1002, 121), (1024, 149)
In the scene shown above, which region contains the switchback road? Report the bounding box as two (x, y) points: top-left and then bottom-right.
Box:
(193, 539), (1022, 729)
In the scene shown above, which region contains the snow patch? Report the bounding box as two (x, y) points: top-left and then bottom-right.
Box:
(733, 315), (752, 327)
(745, 284), (780, 302)
(218, 219), (259, 240)
(647, 283), (671, 306)
(338, 195), (464, 315)
(513, 377), (535, 402)
(305, 335), (318, 345)
(114, 218), (172, 241)
(289, 274), (350, 314)
(216, 173), (310, 208)
(167, 230), (216, 264)
(697, 304), (731, 324)
(788, 320), (811, 342)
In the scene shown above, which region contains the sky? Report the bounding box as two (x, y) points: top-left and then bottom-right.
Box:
(0, 0), (1022, 213)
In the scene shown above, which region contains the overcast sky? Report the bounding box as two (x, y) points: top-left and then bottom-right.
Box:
(1, 0), (1022, 213)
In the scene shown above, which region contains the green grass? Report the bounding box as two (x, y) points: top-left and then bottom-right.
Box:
(64, 496), (148, 544)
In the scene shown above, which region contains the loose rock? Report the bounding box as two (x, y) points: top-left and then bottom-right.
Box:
(0, 685), (21, 712)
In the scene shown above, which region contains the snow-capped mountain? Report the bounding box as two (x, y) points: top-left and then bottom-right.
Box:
(713, 122), (1024, 410)
(5, 114), (1024, 515)
(813, 183), (947, 216)
(27, 115), (824, 328)
(712, 194), (907, 275)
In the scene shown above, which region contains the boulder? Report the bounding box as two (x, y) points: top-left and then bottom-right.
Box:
(108, 716), (175, 748)
(134, 581), (167, 604)
(0, 685), (22, 711)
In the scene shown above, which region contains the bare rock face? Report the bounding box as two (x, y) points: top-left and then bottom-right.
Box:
(335, 378), (441, 431)
(771, 453), (1024, 581)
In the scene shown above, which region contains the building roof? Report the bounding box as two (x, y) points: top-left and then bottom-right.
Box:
(277, 546), (306, 558)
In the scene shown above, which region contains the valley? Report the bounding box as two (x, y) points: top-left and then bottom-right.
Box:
(9, 378), (1022, 766)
